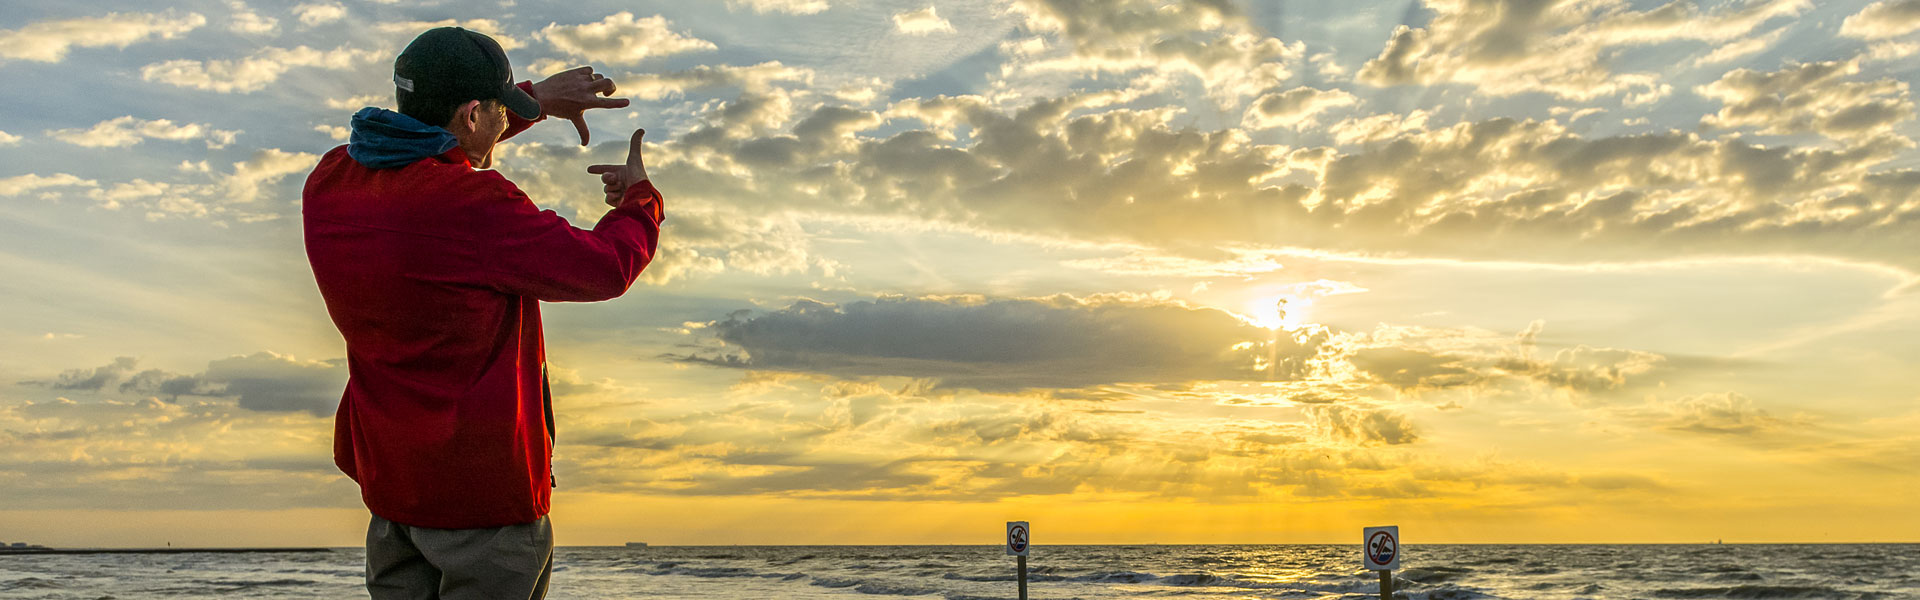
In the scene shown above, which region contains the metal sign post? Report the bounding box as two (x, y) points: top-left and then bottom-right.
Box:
(1362, 525), (1400, 600)
(1006, 521), (1030, 600)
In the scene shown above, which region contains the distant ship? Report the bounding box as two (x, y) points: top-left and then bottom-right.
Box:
(625, 542), (648, 548)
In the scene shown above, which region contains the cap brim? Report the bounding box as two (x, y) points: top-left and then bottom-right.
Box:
(499, 82), (541, 120)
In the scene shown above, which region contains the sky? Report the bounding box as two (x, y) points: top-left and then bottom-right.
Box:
(1, 0), (1917, 548)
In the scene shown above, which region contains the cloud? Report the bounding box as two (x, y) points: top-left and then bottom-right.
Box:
(28, 357), (140, 391)
(1654, 392), (1795, 436)
(0, 130), (17, 145)
(201, 352), (347, 414)
(0, 395), (350, 510)
(46, 116), (240, 149)
(1692, 27), (1786, 67)
(141, 45), (381, 93)
(323, 93), (385, 110)
(68, 148), (314, 221)
(0, 10), (205, 63)
(292, 2), (346, 27)
(374, 19), (523, 51)
(1342, 323), (1666, 400)
(27, 352), (346, 415)
(1329, 109), (1431, 145)
(1004, 0), (1300, 104)
(1841, 0), (1920, 40)
(0, 173), (96, 197)
(893, 6), (954, 35)
(563, 65), (1920, 276)
(727, 0), (831, 15)
(613, 61), (814, 101)
(1300, 404), (1418, 446)
(676, 294), (1323, 391)
(220, 148), (316, 203)
(1698, 59), (1914, 141)
(226, 1), (278, 35)
(1357, 0), (1808, 101)
(1243, 87), (1358, 130)
(537, 12), (716, 65)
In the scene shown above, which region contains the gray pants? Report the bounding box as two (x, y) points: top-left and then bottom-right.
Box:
(366, 513), (553, 600)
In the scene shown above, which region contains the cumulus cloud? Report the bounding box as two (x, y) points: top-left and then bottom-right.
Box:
(727, 0), (831, 15)
(1698, 59), (1914, 141)
(893, 6), (954, 35)
(0, 10), (205, 63)
(676, 294), (1323, 391)
(1328, 109), (1431, 145)
(1004, 0), (1300, 104)
(1243, 87), (1358, 130)
(503, 73), (1920, 272)
(141, 45), (381, 93)
(226, 1), (278, 35)
(46, 116), (240, 149)
(0, 173), (96, 197)
(1357, 0), (1808, 101)
(220, 148), (316, 203)
(537, 12), (716, 65)
(0, 130), (18, 145)
(1841, 0), (1920, 40)
(292, 1), (346, 27)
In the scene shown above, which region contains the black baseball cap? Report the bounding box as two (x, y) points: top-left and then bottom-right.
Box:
(394, 27), (541, 120)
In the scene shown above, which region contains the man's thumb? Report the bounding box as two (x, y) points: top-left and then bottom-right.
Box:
(626, 128), (647, 166)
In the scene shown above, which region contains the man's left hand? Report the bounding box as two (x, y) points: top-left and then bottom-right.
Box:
(530, 66), (630, 146)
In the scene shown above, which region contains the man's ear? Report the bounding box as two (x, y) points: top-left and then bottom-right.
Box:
(450, 99), (481, 133)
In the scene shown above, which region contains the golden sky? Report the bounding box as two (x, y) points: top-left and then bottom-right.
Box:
(2, 0), (1917, 546)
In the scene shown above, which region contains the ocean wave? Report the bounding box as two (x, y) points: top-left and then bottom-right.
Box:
(0, 577), (64, 590)
(1649, 584), (1864, 599)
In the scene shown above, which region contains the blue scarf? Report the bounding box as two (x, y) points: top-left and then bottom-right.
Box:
(346, 107), (459, 170)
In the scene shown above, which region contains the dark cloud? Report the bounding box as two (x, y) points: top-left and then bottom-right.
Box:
(26, 352), (346, 415)
(676, 295), (1320, 391)
(202, 352), (346, 415)
(27, 356), (139, 391)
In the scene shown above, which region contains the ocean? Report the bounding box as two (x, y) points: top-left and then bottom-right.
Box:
(1, 544), (1914, 599)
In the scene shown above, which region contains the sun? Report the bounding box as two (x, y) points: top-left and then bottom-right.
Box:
(1246, 294), (1310, 330)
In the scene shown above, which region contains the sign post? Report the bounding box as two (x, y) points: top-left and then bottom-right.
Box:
(1006, 521), (1030, 600)
(1362, 525), (1399, 600)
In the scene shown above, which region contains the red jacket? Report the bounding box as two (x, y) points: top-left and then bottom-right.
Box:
(303, 103), (662, 528)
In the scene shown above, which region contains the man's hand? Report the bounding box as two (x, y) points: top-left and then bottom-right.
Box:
(530, 66), (629, 146)
(586, 129), (650, 208)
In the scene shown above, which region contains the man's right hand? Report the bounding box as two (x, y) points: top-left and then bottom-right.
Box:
(586, 129), (650, 208)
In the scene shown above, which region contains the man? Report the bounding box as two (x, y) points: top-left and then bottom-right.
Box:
(302, 27), (661, 599)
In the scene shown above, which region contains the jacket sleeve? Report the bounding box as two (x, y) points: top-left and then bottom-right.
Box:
(473, 177), (665, 302)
